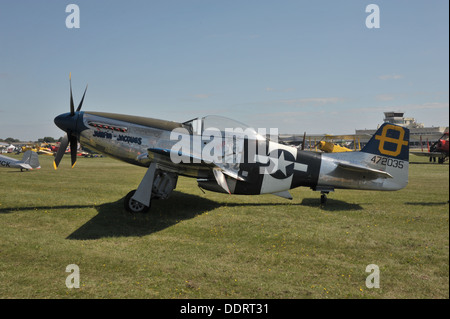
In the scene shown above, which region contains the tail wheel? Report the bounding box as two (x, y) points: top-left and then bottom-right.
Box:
(320, 193), (327, 205)
(124, 190), (150, 213)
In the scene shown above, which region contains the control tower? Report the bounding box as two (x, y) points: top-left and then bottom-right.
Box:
(383, 111), (424, 129)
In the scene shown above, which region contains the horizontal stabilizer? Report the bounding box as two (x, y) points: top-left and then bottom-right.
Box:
(337, 162), (393, 179)
(19, 163), (33, 170)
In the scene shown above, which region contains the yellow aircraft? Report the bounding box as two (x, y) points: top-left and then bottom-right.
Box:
(21, 144), (55, 156)
(316, 135), (362, 153)
(21, 145), (38, 153)
(317, 141), (354, 153)
(282, 133), (359, 152)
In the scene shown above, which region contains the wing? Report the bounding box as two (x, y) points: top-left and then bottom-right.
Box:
(411, 151), (445, 157)
(146, 147), (246, 193)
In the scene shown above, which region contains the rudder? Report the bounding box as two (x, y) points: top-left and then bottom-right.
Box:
(361, 123), (409, 161)
(22, 151), (41, 169)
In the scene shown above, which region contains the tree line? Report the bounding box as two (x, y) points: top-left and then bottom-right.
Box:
(0, 137), (63, 144)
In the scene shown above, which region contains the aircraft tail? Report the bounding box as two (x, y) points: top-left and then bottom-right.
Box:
(359, 123), (410, 190)
(319, 123), (409, 191)
(361, 123), (410, 162)
(22, 151), (41, 169)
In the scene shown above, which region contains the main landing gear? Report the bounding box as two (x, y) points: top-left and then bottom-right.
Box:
(123, 165), (178, 214)
(124, 190), (150, 214)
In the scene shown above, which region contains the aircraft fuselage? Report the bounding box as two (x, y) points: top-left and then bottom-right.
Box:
(56, 111), (409, 197)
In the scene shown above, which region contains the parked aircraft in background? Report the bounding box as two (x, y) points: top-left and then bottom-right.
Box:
(0, 151), (40, 171)
(316, 134), (362, 153)
(21, 145), (55, 156)
(280, 133), (363, 153)
(317, 141), (354, 153)
(53, 76), (411, 212)
(411, 132), (449, 164)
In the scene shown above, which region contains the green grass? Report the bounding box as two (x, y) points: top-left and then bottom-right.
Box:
(0, 154), (448, 299)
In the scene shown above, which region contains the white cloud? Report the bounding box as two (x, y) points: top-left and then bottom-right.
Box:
(278, 97), (345, 106)
(376, 94), (396, 101)
(402, 102), (449, 110)
(351, 102), (449, 114)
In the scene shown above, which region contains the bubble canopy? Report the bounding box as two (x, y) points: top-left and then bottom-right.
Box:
(183, 115), (266, 140)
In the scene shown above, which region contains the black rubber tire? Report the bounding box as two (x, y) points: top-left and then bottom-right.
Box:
(124, 190), (150, 213)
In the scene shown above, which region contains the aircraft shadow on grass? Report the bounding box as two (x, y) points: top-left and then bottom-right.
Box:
(300, 198), (362, 211)
(67, 191), (221, 240)
(67, 192), (363, 240)
(0, 191), (362, 240)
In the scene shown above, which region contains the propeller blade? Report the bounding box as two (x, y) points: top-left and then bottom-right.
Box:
(76, 84), (88, 112)
(55, 74), (85, 169)
(313, 136), (326, 149)
(70, 135), (78, 168)
(53, 134), (69, 170)
(69, 73), (75, 116)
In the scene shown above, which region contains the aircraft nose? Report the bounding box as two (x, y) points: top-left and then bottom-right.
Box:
(54, 112), (78, 132)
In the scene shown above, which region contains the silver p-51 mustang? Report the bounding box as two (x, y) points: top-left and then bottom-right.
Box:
(54, 76), (410, 213)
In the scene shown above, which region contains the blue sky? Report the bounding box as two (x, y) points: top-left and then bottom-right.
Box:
(0, 0), (448, 141)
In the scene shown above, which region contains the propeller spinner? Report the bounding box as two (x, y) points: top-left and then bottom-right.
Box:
(53, 73), (88, 170)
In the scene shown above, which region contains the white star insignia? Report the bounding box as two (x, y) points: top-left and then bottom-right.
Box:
(269, 151), (291, 176)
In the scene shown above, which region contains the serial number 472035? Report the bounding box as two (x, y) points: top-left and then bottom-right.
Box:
(370, 155), (404, 169)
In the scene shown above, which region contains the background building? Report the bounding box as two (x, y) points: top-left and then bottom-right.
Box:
(356, 112), (448, 149)
(279, 112), (449, 150)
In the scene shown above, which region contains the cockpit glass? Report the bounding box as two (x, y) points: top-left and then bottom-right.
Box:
(203, 115), (250, 131)
(184, 115), (265, 140)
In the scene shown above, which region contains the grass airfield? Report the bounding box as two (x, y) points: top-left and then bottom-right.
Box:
(0, 153), (448, 299)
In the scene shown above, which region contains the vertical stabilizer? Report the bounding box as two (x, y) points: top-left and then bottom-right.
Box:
(361, 123), (409, 161)
(318, 123), (409, 191)
(22, 151), (41, 169)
